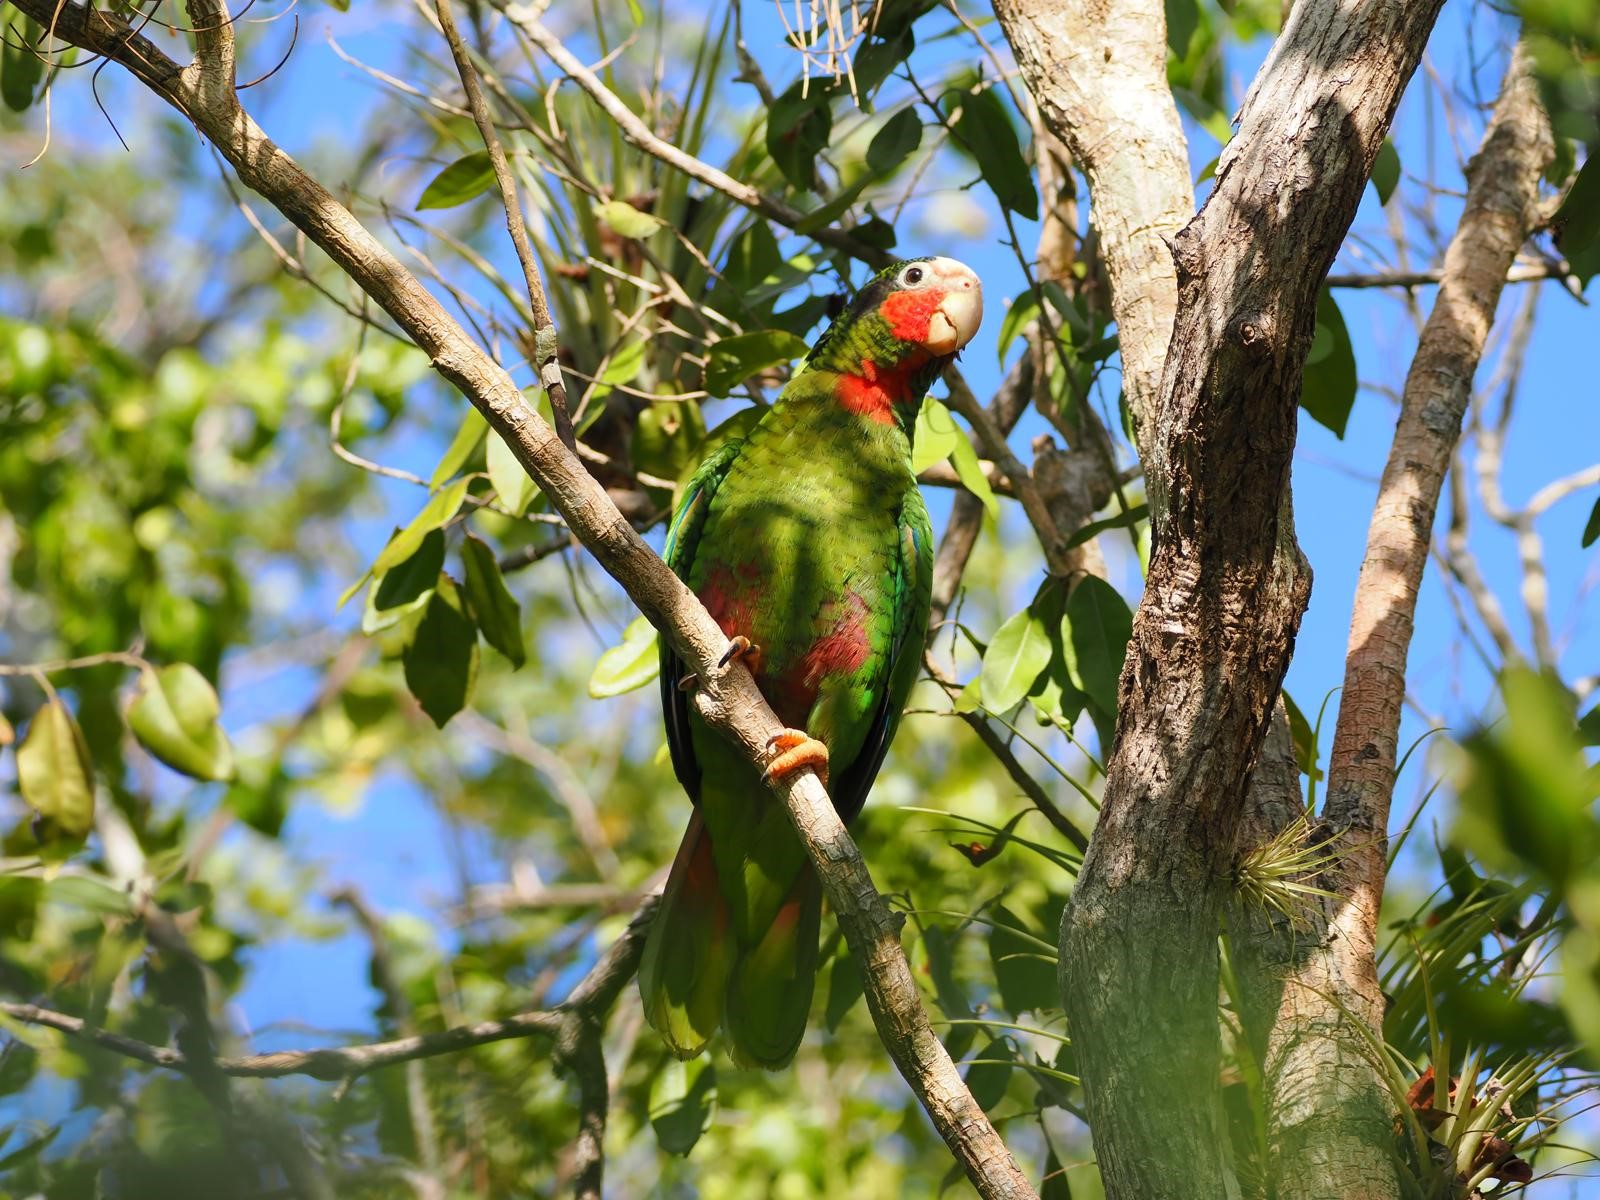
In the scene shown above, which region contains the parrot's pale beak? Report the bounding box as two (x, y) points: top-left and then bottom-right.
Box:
(921, 258), (983, 355)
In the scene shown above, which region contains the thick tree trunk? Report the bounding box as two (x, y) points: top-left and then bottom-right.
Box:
(1053, 0), (1446, 1193)
(1255, 47), (1553, 1200)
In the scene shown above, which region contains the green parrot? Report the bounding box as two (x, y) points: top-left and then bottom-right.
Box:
(639, 256), (984, 1068)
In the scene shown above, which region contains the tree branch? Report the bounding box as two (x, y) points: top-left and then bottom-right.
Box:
(1051, 0), (1445, 1191)
(434, 0), (576, 449)
(9, 5), (1033, 1195)
(1265, 46), (1552, 1200)
(992, 0), (1192, 439)
(1326, 260), (1575, 291)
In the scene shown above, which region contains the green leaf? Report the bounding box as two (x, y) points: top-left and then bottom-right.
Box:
(964, 1039), (1014, 1111)
(649, 1057), (717, 1155)
(128, 664), (236, 782)
(989, 905), (1058, 1015)
(982, 608), (1053, 713)
(1553, 155), (1600, 258)
(428, 409), (487, 488)
(1061, 575), (1132, 719)
(365, 529), (445, 634)
(402, 578), (479, 727)
(1064, 504), (1148, 550)
(911, 397), (961, 475)
(626, 0), (645, 20)
(417, 152), (495, 210)
(1041, 1145), (1072, 1200)
(601, 338), (648, 388)
(487, 431), (538, 517)
(825, 948), (864, 1031)
(794, 174), (876, 235)
(1166, 0), (1199, 56)
(1300, 289), (1357, 438)
(460, 534), (525, 668)
(943, 83), (1039, 220)
(1282, 690), (1324, 783)
(594, 198), (665, 240)
(589, 616), (660, 698)
(1453, 667), (1598, 887)
(0, 712), (12, 746)
(866, 108), (923, 175)
(16, 698), (94, 839)
(1582, 494), (1599, 549)
(1579, 702), (1600, 747)
(1370, 137), (1401, 206)
(2, 15), (44, 112)
(950, 434), (999, 520)
(372, 479), (468, 578)
(705, 330), (811, 398)
(997, 288), (1040, 366)
(0, 1125), (59, 1171)
(767, 82), (834, 189)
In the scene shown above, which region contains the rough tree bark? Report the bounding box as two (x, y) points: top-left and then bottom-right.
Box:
(7, 4), (1037, 1197)
(991, 0), (1190, 437)
(1256, 47), (1553, 1200)
(1050, 0), (1446, 1193)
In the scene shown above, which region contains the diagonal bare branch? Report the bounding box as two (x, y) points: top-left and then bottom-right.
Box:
(4, 5), (1035, 1196)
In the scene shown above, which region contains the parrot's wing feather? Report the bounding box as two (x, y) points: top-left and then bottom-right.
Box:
(831, 488), (935, 821)
(659, 438), (745, 804)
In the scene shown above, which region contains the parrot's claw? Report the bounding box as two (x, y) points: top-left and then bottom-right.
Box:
(718, 634), (764, 675)
(676, 672), (700, 692)
(760, 729), (830, 789)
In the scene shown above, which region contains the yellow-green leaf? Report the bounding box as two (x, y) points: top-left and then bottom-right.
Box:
(911, 397), (960, 475)
(364, 528), (444, 635)
(372, 479), (469, 578)
(486, 431), (538, 517)
(417, 152), (495, 210)
(589, 616), (660, 698)
(429, 409), (487, 488)
(595, 199), (665, 240)
(128, 664), (236, 782)
(16, 698), (95, 838)
(949, 435), (999, 520)
(981, 608), (1052, 713)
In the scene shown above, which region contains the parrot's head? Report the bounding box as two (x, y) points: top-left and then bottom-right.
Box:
(807, 257), (984, 411)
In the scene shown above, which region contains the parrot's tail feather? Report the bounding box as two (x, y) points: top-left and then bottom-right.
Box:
(639, 811), (733, 1060)
(724, 866), (823, 1070)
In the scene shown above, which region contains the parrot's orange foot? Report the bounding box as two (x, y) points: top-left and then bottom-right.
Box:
(718, 634), (764, 675)
(760, 729), (829, 788)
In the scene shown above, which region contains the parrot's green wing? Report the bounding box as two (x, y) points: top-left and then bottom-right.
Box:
(658, 438), (745, 803)
(831, 488), (934, 821)
(640, 438), (744, 1060)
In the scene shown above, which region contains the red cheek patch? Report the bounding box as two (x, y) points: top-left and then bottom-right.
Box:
(880, 287), (947, 344)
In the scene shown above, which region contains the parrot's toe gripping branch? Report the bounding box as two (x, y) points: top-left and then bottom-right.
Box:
(677, 637), (764, 694)
(761, 729), (830, 789)
(717, 634), (764, 675)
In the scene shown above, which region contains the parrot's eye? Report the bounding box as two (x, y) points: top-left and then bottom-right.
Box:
(899, 265), (926, 287)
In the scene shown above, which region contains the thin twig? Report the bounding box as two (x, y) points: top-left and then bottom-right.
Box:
(434, 0), (575, 450)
